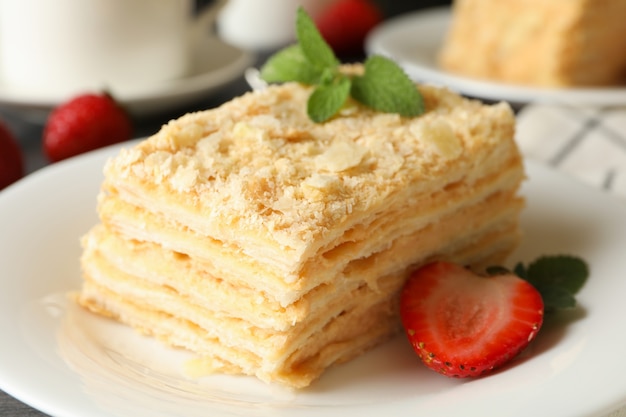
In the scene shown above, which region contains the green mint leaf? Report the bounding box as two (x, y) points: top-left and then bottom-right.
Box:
(534, 285), (577, 312)
(513, 262), (528, 280)
(259, 8), (426, 123)
(307, 76), (351, 123)
(296, 7), (339, 69)
(513, 255), (589, 313)
(526, 255), (589, 295)
(260, 45), (323, 85)
(351, 55), (425, 118)
(488, 255), (588, 314)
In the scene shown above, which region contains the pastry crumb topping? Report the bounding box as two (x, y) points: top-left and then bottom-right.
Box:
(105, 80), (514, 249)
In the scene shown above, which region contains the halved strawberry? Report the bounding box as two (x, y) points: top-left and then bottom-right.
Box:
(400, 261), (544, 378)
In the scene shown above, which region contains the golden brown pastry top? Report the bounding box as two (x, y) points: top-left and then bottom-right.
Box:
(103, 79), (516, 254)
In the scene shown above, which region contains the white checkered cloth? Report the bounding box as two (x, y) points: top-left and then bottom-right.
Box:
(516, 104), (626, 202)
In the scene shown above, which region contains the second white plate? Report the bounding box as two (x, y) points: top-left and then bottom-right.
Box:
(365, 7), (626, 107)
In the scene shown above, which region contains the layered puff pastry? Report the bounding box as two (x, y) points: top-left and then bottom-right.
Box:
(76, 79), (525, 388)
(439, 0), (626, 87)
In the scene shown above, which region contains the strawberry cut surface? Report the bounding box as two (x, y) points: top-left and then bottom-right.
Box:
(400, 261), (544, 378)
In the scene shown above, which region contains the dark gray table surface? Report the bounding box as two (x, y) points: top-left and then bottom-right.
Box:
(1, 390), (47, 417)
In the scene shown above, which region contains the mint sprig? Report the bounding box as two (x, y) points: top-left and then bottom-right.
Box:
(489, 255), (589, 312)
(260, 7), (424, 123)
(514, 255), (589, 312)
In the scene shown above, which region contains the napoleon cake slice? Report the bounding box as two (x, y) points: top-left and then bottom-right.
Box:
(439, 0), (626, 87)
(77, 79), (525, 388)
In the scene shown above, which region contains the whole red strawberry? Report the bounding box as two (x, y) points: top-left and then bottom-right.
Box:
(400, 261), (544, 378)
(315, 0), (383, 56)
(43, 93), (132, 162)
(0, 120), (24, 190)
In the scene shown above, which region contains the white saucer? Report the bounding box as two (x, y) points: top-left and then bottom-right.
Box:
(0, 35), (254, 122)
(365, 7), (626, 107)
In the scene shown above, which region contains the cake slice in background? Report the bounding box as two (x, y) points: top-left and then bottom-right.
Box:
(439, 0), (626, 87)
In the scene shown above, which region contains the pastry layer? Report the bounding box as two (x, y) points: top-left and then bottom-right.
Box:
(97, 151), (523, 306)
(83, 185), (523, 332)
(100, 83), (517, 278)
(78, 223), (518, 387)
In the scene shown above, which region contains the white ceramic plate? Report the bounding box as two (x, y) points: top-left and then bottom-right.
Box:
(0, 35), (254, 122)
(1, 143), (626, 417)
(365, 7), (626, 107)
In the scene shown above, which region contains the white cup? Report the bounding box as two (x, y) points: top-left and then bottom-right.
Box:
(216, 0), (335, 51)
(0, 0), (220, 98)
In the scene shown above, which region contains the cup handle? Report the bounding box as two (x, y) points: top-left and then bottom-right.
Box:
(189, 0), (228, 44)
